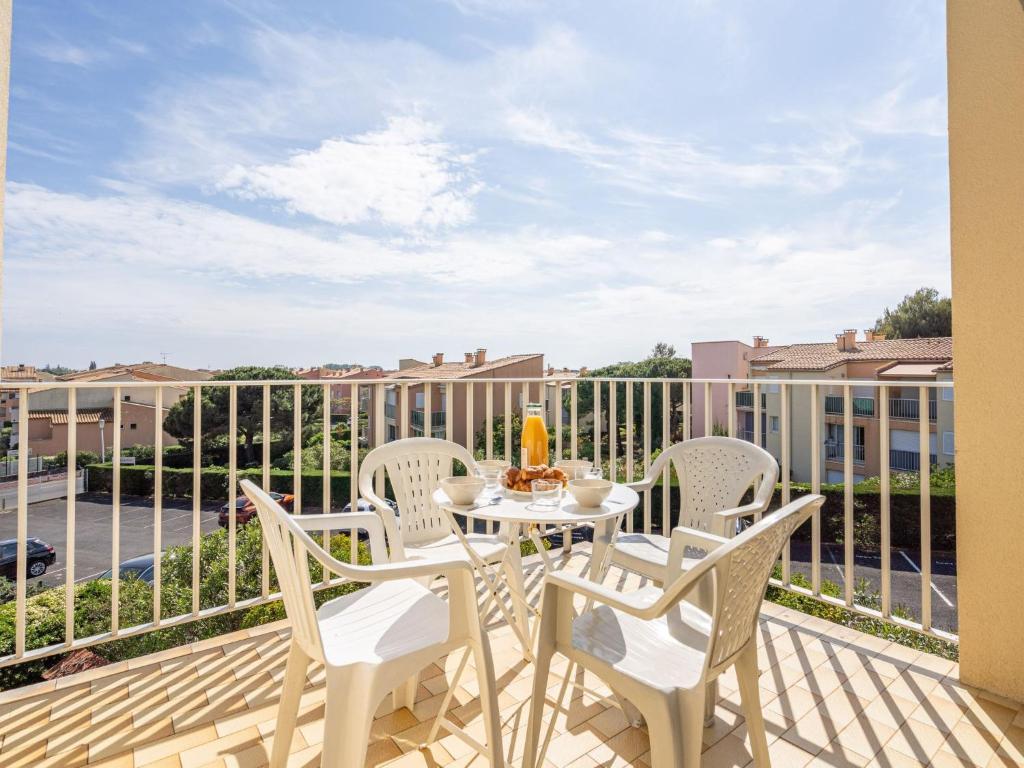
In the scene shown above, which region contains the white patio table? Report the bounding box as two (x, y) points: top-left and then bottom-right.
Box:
(432, 483), (640, 661)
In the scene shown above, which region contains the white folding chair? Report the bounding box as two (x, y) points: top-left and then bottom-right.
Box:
(613, 436), (779, 585)
(241, 480), (505, 768)
(524, 493), (825, 768)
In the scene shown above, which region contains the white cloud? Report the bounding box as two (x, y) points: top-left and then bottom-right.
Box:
(31, 42), (98, 67)
(854, 82), (947, 138)
(504, 108), (861, 200)
(218, 117), (479, 230)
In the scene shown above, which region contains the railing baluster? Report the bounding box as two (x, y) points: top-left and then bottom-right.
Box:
(112, 389), (122, 634)
(703, 382), (711, 438)
(810, 383), (821, 595)
(465, 382), (474, 532)
(293, 384), (303, 513)
(423, 381), (432, 439)
(753, 382), (762, 447)
(727, 382), (736, 438)
(445, 382), (455, 443)
(64, 388), (77, 645)
(503, 382), (511, 460)
(554, 380), (563, 462)
(919, 385), (932, 632)
(485, 382), (493, 459)
(322, 382), (331, 583)
(262, 384), (271, 594)
(570, 380), (578, 460)
(400, 383), (409, 440)
(228, 385), (238, 608)
(374, 383), (385, 499)
(608, 381), (617, 484)
(153, 387), (163, 624)
(683, 380), (691, 440)
(661, 381), (670, 533)
(780, 383), (791, 586)
(593, 380), (601, 468)
(195, 385), (203, 613)
(15, 392), (28, 657)
(625, 382), (634, 533)
(642, 381), (651, 535)
(350, 384), (360, 565)
(880, 385), (891, 617)
(843, 384), (854, 606)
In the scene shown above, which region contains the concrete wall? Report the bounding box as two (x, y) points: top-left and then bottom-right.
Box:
(947, 0), (1024, 702)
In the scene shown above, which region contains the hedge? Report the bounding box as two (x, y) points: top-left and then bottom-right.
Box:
(87, 465), (955, 551)
(638, 481), (954, 552)
(86, 464), (371, 505)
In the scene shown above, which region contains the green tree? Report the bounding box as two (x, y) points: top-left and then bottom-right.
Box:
(577, 343), (691, 461)
(874, 288), (952, 338)
(88, 361), (97, 370)
(164, 366), (322, 467)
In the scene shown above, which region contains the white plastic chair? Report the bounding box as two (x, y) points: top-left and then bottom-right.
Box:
(358, 438), (529, 695)
(524, 493), (825, 768)
(240, 480), (505, 768)
(613, 436), (779, 585)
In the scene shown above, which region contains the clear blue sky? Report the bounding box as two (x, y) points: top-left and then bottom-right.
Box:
(3, 0), (950, 370)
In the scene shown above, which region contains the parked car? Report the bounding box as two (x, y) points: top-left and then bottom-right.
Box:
(98, 554), (155, 585)
(340, 498), (399, 540)
(219, 492), (294, 527)
(0, 537), (57, 579)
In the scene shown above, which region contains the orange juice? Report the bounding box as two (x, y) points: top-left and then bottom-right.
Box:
(521, 403), (549, 467)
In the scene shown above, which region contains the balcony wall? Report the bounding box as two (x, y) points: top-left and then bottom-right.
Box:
(948, 0), (1024, 702)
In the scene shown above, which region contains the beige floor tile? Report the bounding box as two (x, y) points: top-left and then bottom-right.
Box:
(883, 717), (948, 763)
(700, 733), (755, 768)
(833, 715), (895, 760)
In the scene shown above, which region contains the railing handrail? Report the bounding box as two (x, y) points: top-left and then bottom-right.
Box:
(0, 376), (956, 390)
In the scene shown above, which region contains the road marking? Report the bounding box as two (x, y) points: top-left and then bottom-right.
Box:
(899, 550), (954, 608)
(825, 544), (845, 583)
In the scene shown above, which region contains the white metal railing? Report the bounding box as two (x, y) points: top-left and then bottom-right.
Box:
(0, 376), (956, 670)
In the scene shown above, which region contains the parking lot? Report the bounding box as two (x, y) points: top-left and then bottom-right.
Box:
(0, 494), (222, 587)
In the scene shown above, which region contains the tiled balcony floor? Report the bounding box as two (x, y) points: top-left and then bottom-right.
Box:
(1, 545), (1022, 768)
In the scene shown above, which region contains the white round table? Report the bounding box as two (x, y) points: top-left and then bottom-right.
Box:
(433, 484), (640, 659)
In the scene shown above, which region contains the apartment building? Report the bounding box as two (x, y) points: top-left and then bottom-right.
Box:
(370, 349), (544, 444)
(17, 362), (213, 458)
(0, 365), (56, 434)
(693, 331), (954, 483)
(690, 337), (783, 436)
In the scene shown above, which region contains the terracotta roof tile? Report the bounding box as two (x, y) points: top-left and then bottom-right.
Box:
(29, 409), (112, 425)
(387, 354), (543, 380)
(748, 337), (952, 371)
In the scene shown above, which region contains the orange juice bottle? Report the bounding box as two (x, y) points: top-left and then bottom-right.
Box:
(521, 403), (549, 467)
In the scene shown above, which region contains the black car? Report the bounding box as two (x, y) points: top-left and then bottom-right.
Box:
(219, 492), (294, 527)
(0, 538), (57, 579)
(98, 554), (155, 585)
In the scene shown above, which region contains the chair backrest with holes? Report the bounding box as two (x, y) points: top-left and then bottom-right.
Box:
(358, 437), (479, 552)
(679, 494), (823, 671)
(665, 437), (778, 534)
(240, 480), (326, 662)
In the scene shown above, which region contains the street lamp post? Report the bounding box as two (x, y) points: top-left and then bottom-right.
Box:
(99, 418), (106, 462)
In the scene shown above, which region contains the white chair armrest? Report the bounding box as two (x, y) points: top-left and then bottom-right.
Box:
(667, 527), (728, 573)
(290, 512), (387, 563)
(545, 571), (661, 619)
(626, 478), (654, 493)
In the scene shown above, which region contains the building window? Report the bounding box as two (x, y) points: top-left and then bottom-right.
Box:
(129, 423), (137, 430)
(386, 389), (397, 405)
(415, 392), (424, 409)
(123, 395), (131, 402)
(942, 387), (954, 401)
(769, 416), (780, 433)
(943, 431), (955, 455)
(765, 384), (780, 394)
(387, 425), (397, 441)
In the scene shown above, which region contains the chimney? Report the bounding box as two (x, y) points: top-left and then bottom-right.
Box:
(547, 365), (554, 376)
(432, 352), (444, 367)
(464, 352), (474, 364)
(864, 329), (885, 342)
(753, 336), (769, 348)
(474, 348), (487, 367)
(836, 329), (858, 352)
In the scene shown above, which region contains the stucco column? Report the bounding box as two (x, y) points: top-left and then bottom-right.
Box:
(947, 0), (1024, 702)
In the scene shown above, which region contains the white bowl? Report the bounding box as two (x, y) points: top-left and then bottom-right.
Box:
(441, 476), (486, 505)
(568, 478), (613, 508)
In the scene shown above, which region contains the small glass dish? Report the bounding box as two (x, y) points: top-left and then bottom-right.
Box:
(531, 479), (563, 508)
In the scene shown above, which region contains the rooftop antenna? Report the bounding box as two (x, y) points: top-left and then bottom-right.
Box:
(160, 352), (170, 364)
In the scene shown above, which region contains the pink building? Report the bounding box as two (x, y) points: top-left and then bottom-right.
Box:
(690, 336), (781, 436)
